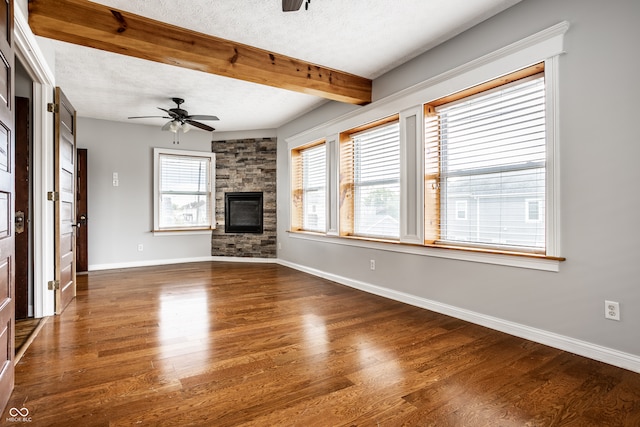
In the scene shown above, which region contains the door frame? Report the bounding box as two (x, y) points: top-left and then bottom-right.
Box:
(76, 148), (88, 273)
(15, 6), (55, 317)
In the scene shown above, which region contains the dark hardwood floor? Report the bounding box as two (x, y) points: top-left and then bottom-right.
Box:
(5, 262), (640, 426)
(14, 318), (43, 357)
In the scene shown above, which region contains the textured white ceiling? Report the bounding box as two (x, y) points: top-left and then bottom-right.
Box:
(37, 0), (521, 132)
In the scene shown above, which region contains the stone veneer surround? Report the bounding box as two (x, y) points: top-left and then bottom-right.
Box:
(211, 137), (277, 257)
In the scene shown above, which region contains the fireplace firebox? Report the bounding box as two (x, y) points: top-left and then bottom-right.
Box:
(224, 192), (263, 233)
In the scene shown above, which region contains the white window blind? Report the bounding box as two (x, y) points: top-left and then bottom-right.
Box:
(427, 75), (546, 251)
(158, 153), (213, 229)
(301, 144), (326, 232)
(353, 121), (400, 239)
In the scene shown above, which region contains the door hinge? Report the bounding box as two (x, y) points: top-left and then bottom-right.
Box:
(47, 102), (59, 113)
(48, 280), (60, 291)
(47, 191), (59, 201)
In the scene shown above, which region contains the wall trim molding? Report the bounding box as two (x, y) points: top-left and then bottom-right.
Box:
(15, 6), (57, 317)
(286, 21), (570, 148)
(288, 231), (561, 272)
(277, 258), (640, 374)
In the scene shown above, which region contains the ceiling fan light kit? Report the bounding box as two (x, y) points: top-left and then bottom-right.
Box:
(168, 120), (190, 134)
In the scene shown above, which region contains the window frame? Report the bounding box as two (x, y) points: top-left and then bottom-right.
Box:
(153, 147), (216, 234)
(424, 64), (548, 255)
(290, 140), (327, 233)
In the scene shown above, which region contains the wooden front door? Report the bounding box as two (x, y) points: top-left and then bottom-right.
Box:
(53, 87), (77, 314)
(0, 0), (15, 413)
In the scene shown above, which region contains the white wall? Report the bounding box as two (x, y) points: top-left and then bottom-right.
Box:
(77, 118), (218, 269)
(277, 0), (640, 368)
(16, 0), (26, 20)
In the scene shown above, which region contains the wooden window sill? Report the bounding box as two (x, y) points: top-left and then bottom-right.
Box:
(153, 228), (214, 236)
(287, 230), (564, 271)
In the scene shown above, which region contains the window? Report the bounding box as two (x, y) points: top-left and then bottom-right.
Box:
(153, 148), (215, 232)
(291, 142), (326, 232)
(340, 117), (400, 239)
(425, 65), (547, 253)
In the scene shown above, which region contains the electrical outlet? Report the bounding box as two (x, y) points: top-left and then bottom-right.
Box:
(370, 259), (375, 270)
(277, 242), (282, 250)
(605, 300), (620, 321)
(137, 244), (143, 252)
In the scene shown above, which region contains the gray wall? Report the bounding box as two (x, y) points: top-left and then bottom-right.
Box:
(77, 118), (218, 268)
(277, 0), (640, 358)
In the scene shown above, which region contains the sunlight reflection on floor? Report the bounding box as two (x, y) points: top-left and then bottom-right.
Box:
(159, 287), (210, 360)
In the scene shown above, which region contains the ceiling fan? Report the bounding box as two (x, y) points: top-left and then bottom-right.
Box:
(128, 97), (219, 132)
(282, 0), (310, 12)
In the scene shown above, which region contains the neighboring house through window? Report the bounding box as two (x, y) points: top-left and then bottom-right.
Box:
(525, 199), (544, 223)
(455, 200), (468, 221)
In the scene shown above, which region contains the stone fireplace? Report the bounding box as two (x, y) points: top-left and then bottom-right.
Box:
(211, 137), (276, 258)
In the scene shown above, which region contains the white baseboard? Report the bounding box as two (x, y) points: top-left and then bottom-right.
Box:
(277, 259), (640, 374)
(88, 256), (277, 271)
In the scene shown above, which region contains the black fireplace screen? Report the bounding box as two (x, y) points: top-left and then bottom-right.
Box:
(224, 192), (263, 233)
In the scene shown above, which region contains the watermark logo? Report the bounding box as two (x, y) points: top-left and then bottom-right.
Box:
(6, 407), (32, 423)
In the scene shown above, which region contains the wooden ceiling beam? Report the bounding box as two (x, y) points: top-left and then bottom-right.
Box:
(28, 0), (372, 105)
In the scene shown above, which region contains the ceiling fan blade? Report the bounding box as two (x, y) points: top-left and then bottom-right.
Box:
(186, 119), (215, 132)
(128, 115), (169, 119)
(282, 0), (303, 11)
(187, 115), (219, 121)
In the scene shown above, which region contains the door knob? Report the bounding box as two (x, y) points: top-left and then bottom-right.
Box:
(73, 214), (87, 229)
(15, 211), (25, 234)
